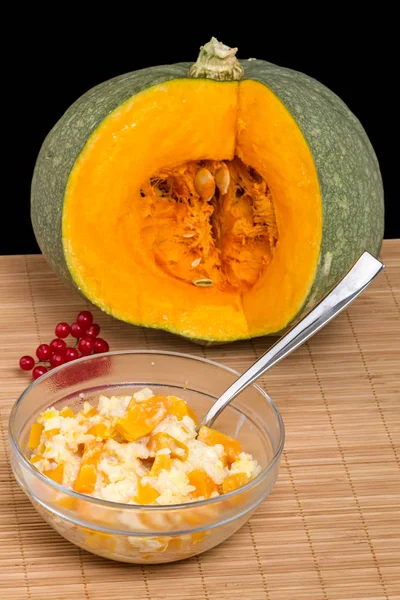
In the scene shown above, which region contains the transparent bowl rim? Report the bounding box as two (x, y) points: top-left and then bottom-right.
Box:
(9, 349), (285, 512)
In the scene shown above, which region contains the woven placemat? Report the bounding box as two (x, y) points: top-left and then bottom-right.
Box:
(1, 241), (399, 600)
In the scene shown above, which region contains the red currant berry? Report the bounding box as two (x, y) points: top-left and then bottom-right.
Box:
(36, 344), (52, 361)
(50, 338), (67, 354)
(85, 324), (101, 338)
(93, 338), (110, 354)
(50, 353), (66, 368)
(65, 347), (79, 362)
(78, 337), (94, 356)
(19, 356), (35, 371)
(55, 322), (70, 338)
(77, 310), (93, 328)
(70, 322), (84, 338)
(33, 365), (48, 380)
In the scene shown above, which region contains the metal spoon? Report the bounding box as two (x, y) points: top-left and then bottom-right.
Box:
(199, 251), (384, 429)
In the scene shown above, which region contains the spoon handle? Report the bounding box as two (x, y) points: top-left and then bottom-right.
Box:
(200, 251), (384, 429)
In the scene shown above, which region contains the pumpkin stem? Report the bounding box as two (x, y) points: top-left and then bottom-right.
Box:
(189, 37), (244, 81)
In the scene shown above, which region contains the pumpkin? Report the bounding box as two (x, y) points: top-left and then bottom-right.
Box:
(73, 441), (103, 494)
(31, 38), (384, 343)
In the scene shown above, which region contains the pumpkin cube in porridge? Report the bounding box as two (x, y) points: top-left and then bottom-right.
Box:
(150, 454), (173, 477)
(137, 478), (160, 504)
(60, 407), (75, 418)
(44, 463), (64, 484)
(115, 396), (168, 442)
(165, 396), (198, 424)
(188, 469), (218, 499)
(197, 426), (241, 463)
(222, 472), (249, 494)
(87, 423), (115, 439)
(148, 432), (188, 461)
(74, 441), (103, 494)
(28, 423), (44, 450)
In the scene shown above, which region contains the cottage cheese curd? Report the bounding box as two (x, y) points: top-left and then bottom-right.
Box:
(28, 388), (261, 506)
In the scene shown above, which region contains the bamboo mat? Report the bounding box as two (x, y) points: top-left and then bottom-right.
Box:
(0, 240), (399, 600)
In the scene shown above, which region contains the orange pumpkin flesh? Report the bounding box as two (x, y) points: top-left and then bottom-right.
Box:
(188, 469), (219, 499)
(43, 463), (64, 485)
(63, 79), (321, 342)
(222, 472), (249, 494)
(148, 432), (188, 461)
(115, 395), (168, 442)
(28, 423), (44, 450)
(197, 426), (242, 463)
(74, 441), (103, 494)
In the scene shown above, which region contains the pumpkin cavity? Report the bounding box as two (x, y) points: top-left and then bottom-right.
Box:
(140, 157), (278, 293)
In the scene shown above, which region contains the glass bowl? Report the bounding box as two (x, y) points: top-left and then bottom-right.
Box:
(9, 350), (284, 564)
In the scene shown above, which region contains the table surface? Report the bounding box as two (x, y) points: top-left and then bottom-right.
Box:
(1, 240), (399, 600)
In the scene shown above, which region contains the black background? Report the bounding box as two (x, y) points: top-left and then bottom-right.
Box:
(3, 13), (395, 255)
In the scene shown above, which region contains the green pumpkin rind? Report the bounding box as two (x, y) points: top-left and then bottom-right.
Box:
(31, 58), (384, 343)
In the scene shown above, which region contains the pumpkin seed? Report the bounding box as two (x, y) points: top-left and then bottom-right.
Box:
(215, 163), (230, 195)
(191, 258), (201, 268)
(183, 233), (195, 238)
(194, 168), (215, 202)
(193, 278), (213, 287)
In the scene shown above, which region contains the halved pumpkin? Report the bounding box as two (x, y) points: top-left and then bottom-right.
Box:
(32, 38), (384, 342)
